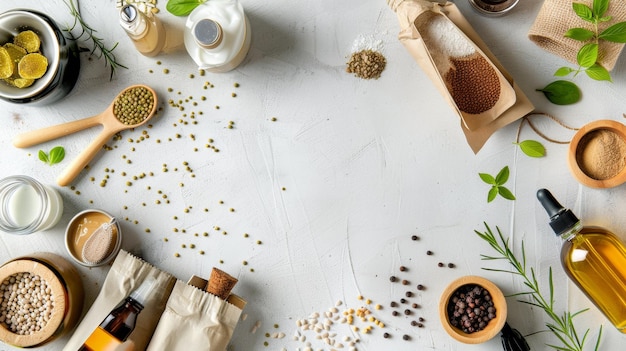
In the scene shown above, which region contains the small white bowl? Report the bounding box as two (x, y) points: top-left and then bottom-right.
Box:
(65, 209), (122, 267)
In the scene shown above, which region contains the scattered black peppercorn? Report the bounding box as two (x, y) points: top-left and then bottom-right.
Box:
(426, 250), (433, 255)
(392, 311), (399, 316)
(412, 303), (420, 309)
(404, 309), (411, 315)
(417, 284), (425, 290)
(448, 263), (455, 268)
(411, 235), (419, 241)
(390, 301), (398, 308)
(390, 275), (397, 282)
(405, 291), (413, 298)
(399, 265), (407, 272)
(403, 334), (410, 341)
(402, 279), (409, 285)
(411, 320), (418, 326)
(438, 262), (444, 267)
(383, 332), (390, 338)
(400, 298), (407, 304)
(419, 317), (425, 322)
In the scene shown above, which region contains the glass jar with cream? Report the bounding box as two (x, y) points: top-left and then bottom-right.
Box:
(0, 175), (63, 235)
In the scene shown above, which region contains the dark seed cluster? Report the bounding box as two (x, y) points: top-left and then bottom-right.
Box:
(447, 284), (496, 334)
(445, 55), (500, 115)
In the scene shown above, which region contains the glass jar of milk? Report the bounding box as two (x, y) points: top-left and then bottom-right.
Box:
(183, 0), (251, 72)
(0, 175), (63, 235)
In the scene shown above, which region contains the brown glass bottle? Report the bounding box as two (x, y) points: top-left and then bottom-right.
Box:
(80, 278), (155, 351)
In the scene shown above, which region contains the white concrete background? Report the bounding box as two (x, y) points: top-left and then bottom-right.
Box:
(0, 0), (625, 350)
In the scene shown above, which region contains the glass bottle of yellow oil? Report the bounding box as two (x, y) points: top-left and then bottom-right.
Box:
(537, 188), (626, 332)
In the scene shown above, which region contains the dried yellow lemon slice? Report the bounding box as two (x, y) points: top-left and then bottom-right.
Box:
(4, 77), (34, 88)
(18, 53), (48, 79)
(4, 43), (26, 66)
(14, 30), (40, 53)
(0, 47), (14, 79)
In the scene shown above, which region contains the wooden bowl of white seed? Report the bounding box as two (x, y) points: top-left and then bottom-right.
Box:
(0, 254), (83, 347)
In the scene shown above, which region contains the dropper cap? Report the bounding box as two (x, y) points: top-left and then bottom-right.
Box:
(537, 189), (580, 236)
(129, 277), (156, 307)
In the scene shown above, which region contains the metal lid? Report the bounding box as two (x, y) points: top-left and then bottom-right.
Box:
(193, 19), (223, 49)
(120, 4), (138, 23)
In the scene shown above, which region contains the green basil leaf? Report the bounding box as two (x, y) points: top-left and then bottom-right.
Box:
(585, 63), (612, 81)
(599, 22), (626, 43)
(573, 3), (594, 22)
(592, 0), (609, 18)
(498, 186), (516, 201)
(554, 67), (575, 77)
(577, 43), (598, 67)
(38, 150), (49, 164)
(518, 140), (546, 158)
(495, 166), (510, 185)
(536, 80), (581, 105)
(166, 0), (204, 16)
(48, 146), (65, 165)
(565, 28), (595, 41)
(479, 173), (496, 185)
(487, 187), (498, 203)
(593, 0), (609, 18)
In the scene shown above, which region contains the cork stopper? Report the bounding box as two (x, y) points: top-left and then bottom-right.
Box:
(205, 267), (237, 300)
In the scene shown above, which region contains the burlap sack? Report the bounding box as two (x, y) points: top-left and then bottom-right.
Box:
(529, 0), (626, 71)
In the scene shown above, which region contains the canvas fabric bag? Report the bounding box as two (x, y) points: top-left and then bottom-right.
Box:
(146, 280), (243, 351)
(63, 250), (176, 351)
(529, 0), (626, 71)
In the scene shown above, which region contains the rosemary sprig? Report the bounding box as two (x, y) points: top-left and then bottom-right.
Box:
(475, 223), (602, 351)
(63, 0), (127, 79)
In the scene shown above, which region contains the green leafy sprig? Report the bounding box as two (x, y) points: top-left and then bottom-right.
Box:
(475, 223), (602, 351)
(556, 0), (626, 82)
(38, 146), (65, 166)
(167, 0), (207, 16)
(479, 166), (516, 203)
(64, 0), (127, 79)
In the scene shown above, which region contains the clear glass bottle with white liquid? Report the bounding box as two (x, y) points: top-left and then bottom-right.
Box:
(184, 0), (251, 72)
(0, 175), (63, 235)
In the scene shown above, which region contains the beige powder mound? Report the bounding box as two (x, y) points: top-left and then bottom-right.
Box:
(577, 129), (626, 180)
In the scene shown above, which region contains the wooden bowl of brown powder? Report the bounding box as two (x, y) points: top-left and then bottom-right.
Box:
(569, 120), (626, 188)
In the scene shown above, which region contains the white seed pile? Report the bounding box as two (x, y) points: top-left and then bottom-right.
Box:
(0, 273), (55, 335)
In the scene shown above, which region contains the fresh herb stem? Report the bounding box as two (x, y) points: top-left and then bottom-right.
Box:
(475, 223), (602, 351)
(63, 0), (127, 79)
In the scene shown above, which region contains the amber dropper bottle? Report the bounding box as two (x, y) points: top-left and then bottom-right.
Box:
(80, 278), (156, 351)
(537, 188), (626, 333)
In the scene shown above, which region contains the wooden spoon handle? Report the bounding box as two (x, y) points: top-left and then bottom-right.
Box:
(12, 115), (102, 148)
(56, 129), (116, 186)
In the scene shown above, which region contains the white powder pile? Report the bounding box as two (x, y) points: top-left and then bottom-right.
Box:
(421, 14), (475, 58)
(351, 34), (384, 53)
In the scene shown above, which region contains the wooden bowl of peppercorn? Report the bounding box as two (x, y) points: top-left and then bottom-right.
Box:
(439, 275), (507, 344)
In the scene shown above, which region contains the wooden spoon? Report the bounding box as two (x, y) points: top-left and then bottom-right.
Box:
(13, 85), (157, 186)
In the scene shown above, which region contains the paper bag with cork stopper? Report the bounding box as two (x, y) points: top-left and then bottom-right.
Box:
(387, 0), (534, 153)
